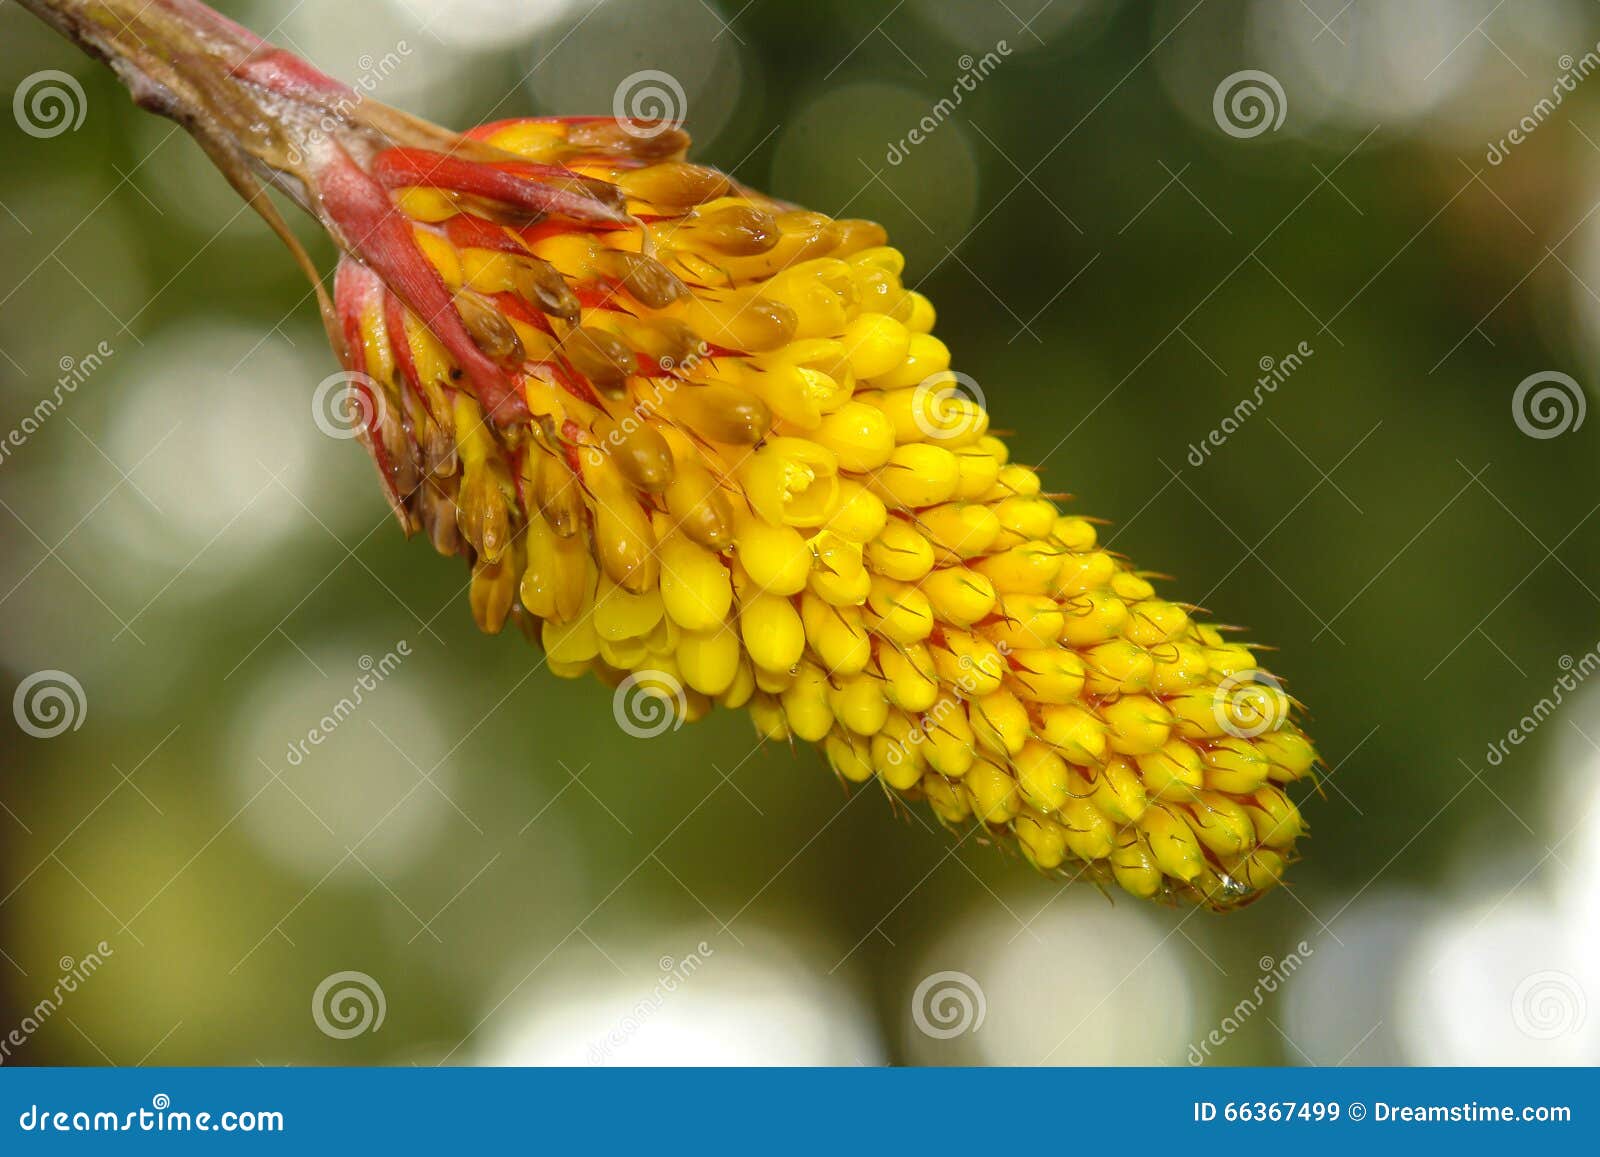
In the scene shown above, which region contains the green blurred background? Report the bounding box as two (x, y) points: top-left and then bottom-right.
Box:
(2, 0), (1599, 1066)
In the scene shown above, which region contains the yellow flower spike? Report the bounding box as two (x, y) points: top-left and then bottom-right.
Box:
(964, 759), (1022, 824)
(877, 643), (942, 713)
(733, 511), (813, 595)
(987, 593), (1067, 651)
(1259, 729), (1319, 781)
(1202, 738), (1275, 794)
(1008, 648), (1087, 705)
(824, 481), (889, 543)
(1013, 741), (1073, 814)
(543, 614), (602, 666)
(867, 444), (961, 509)
(866, 519), (937, 583)
(870, 332), (951, 389)
(810, 404), (897, 475)
(873, 717), (926, 791)
(1136, 739), (1206, 801)
(1054, 550), (1118, 597)
(840, 314), (913, 379)
(972, 543), (1064, 595)
(1243, 786), (1307, 850)
(32, 3), (1321, 913)
(1092, 756), (1150, 825)
(931, 632), (1005, 696)
(915, 503), (1002, 560)
(800, 592), (872, 676)
(825, 731), (877, 785)
(971, 688), (1030, 758)
(922, 708), (976, 778)
(748, 694), (791, 742)
(865, 577), (935, 647)
(1139, 803), (1208, 883)
(1102, 694), (1175, 756)
(591, 574), (666, 643)
(779, 662), (835, 743)
(676, 627), (741, 697)
(1040, 705), (1109, 767)
(922, 772), (972, 825)
(920, 567), (997, 628)
(1060, 797), (1116, 863)
(470, 550), (519, 635)
(808, 533), (873, 607)
(762, 259), (860, 339)
(1149, 642), (1212, 696)
(657, 534), (734, 633)
(1188, 792), (1257, 860)
(1110, 831), (1165, 899)
(741, 438), (841, 528)
(1083, 638), (1155, 696)
(1016, 811), (1069, 872)
(739, 593), (805, 673)
(829, 674), (890, 737)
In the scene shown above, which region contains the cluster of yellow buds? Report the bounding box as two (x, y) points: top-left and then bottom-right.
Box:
(18, 0), (1316, 911)
(330, 116), (1317, 911)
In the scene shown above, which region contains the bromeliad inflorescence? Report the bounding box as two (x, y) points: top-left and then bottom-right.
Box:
(23, 0), (1318, 910)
